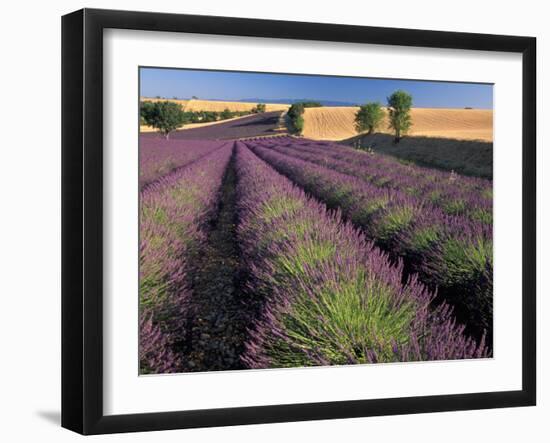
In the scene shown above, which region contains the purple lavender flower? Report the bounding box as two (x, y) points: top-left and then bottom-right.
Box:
(140, 136), (229, 189)
(139, 143), (233, 373)
(246, 137), (492, 343)
(235, 142), (487, 368)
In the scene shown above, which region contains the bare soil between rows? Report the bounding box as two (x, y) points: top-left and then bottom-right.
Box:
(182, 147), (254, 371)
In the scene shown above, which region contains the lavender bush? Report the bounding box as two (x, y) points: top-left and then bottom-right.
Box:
(139, 136), (228, 189)
(139, 143), (233, 373)
(235, 142), (487, 368)
(247, 140), (493, 340)
(259, 137), (492, 224)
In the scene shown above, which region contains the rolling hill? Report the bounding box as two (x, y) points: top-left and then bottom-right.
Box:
(140, 97), (289, 113)
(302, 107), (493, 141)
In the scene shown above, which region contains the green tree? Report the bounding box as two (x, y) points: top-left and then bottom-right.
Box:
(296, 101), (322, 108)
(140, 101), (156, 123)
(288, 103), (305, 120)
(293, 115), (304, 134)
(287, 103), (309, 134)
(142, 101), (186, 139)
(387, 90), (413, 142)
(203, 111), (218, 122)
(221, 108), (233, 120)
(287, 101), (322, 133)
(354, 102), (384, 134)
(254, 103), (267, 113)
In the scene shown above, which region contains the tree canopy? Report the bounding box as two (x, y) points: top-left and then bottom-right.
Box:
(354, 102), (384, 134)
(140, 101), (186, 139)
(387, 90), (413, 142)
(253, 103), (267, 113)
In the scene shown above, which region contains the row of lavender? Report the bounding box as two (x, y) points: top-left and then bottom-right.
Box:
(246, 140), (493, 342)
(139, 143), (233, 373)
(236, 142), (487, 367)
(139, 136), (228, 189)
(252, 136), (492, 223)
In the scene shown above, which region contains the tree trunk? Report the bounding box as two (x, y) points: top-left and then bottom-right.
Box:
(394, 129), (401, 143)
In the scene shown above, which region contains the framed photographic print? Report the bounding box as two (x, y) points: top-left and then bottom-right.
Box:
(61, 8), (536, 435)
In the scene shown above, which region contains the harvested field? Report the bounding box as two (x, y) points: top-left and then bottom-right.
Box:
(302, 107), (493, 141)
(184, 99), (289, 113)
(140, 97), (289, 113)
(141, 97), (189, 108)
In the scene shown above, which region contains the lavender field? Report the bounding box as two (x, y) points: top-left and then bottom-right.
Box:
(139, 133), (492, 374)
(140, 111), (285, 141)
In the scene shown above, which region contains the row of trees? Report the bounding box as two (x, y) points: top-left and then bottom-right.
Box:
(140, 101), (268, 138)
(287, 102), (323, 134)
(354, 90), (413, 143)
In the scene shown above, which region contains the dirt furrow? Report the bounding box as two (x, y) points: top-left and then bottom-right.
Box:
(182, 144), (251, 371)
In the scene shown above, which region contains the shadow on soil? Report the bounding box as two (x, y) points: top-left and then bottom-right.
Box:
(183, 145), (253, 372)
(341, 133), (493, 180)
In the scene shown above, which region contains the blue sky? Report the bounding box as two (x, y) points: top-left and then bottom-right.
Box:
(140, 67), (493, 109)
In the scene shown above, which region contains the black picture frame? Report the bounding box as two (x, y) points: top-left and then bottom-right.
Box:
(62, 8), (537, 435)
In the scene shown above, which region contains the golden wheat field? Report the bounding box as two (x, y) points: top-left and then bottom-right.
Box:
(183, 99), (289, 113)
(141, 97), (190, 108)
(141, 97), (289, 113)
(302, 107), (493, 142)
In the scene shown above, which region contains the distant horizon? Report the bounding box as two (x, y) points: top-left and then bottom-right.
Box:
(140, 68), (493, 110)
(140, 95), (492, 110)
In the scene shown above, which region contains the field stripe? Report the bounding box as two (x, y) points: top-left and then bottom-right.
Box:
(139, 144), (233, 373)
(235, 142), (486, 367)
(247, 140), (493, 345)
